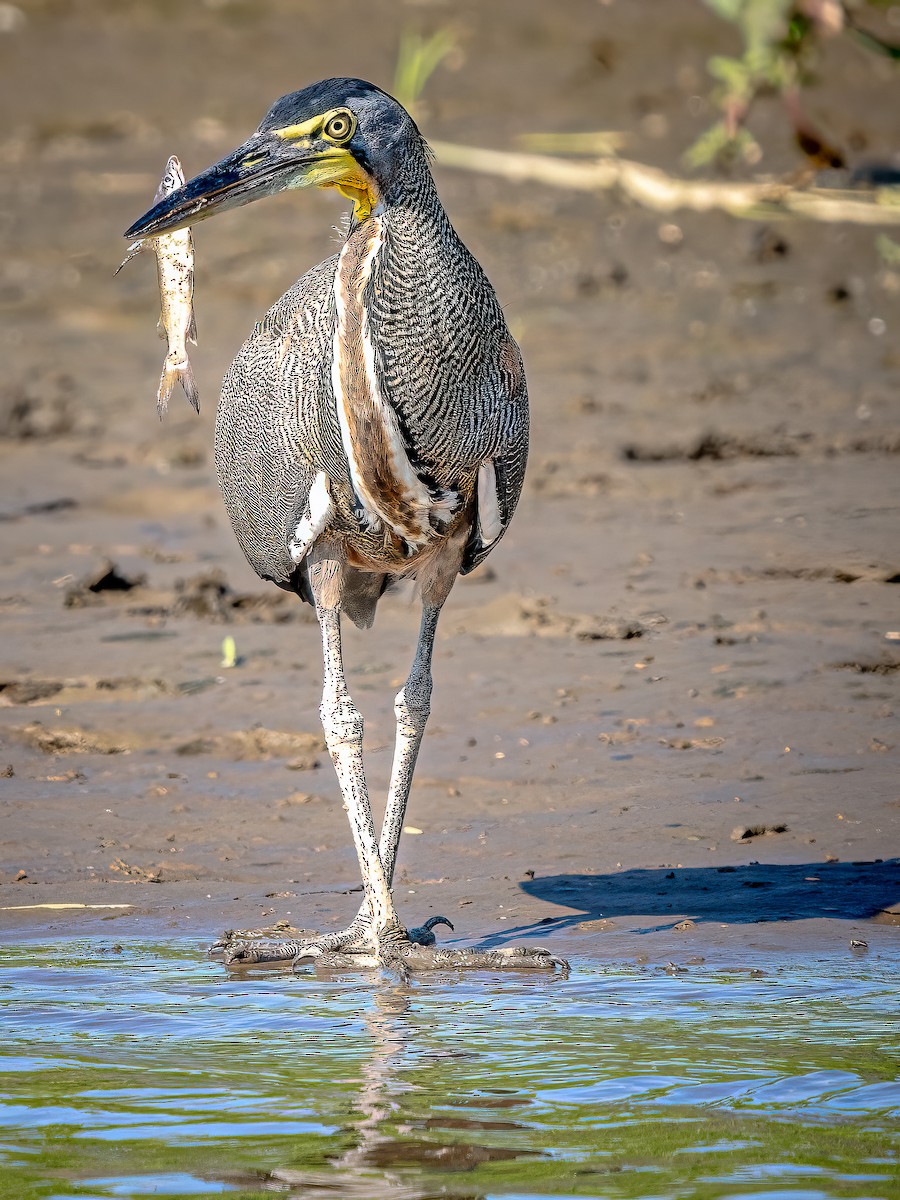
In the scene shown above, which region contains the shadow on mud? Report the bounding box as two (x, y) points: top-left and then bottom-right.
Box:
(492, 859), (900, 943)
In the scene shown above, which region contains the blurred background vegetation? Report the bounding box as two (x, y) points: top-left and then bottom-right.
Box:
(389, 1), (899, 245)
(397, 0), (898, 180)
(689, 0), (898, 169)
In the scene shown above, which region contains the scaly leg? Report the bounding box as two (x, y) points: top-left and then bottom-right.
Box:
(221, 533), (568, 975)
(315, 603), (398, 937)
(300, 527), (566, 972)
(222, 601), (450, 966)
(381, 603), (440, 887)
(343, 527), (467, 949)
(361, 527), (567, 973)
(338, 603), (453, 950)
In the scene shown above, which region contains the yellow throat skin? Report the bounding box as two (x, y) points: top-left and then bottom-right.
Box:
(332, 177), (379, 222)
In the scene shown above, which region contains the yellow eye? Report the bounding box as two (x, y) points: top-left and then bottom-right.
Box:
(324, 112), (354, 142)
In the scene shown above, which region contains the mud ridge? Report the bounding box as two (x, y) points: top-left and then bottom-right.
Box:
(451, 593), (664, 640)
(622, 430), (900, 464)
(0, 675), (215, 706)
(174, 727), (323, 766)
(691, 564), (898, 587)
(830, 659), (900, 675)
(64, 562), (312, 624)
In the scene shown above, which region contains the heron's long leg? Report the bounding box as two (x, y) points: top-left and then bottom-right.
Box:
(346, 525), (468, 946)
(313, 603), (446, 955)
(310, 550), (402, 941)
(232, 603), (449, 965)
(217, 532), (568, 973)
(322, 602), (450, 952)
(380, 602), (440, 886)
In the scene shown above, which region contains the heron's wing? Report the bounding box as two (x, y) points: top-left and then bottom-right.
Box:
(461, 336), (529, 575)
(216, 255), (341, 588)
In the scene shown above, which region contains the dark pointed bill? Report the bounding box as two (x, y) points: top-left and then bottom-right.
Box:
(123, 137), (322, 240)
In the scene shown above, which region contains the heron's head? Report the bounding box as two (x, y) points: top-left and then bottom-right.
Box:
(125, 78), (429, 239)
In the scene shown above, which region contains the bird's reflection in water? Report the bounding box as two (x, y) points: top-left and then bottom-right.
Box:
(264, 979), (532, 1198)
(334, 982), (413, 1180)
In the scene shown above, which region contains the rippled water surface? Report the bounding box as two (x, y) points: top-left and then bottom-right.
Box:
(0, 941), (897, 1199)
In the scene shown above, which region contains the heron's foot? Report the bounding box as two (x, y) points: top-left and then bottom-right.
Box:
(215, 913), (455, 968)
(281, 915), (455, 970)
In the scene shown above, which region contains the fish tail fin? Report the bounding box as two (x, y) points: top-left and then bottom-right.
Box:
(187, 311), (198, 346)
(156, 352), (201, 420)
(157, 356), (177, 421)
(181, 354), (201, 413)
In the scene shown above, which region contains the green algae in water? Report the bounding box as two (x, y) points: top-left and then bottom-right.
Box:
(0, 941), (898, 1199)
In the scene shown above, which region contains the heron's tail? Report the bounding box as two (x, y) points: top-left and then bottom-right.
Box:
(157, 351), (200, 420)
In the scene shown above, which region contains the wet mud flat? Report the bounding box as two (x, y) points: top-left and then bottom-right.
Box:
(1, 0), (900, 971)
(1, 940), (899, 1200)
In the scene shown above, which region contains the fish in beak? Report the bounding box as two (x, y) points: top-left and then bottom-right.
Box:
(125, 116), (378, 240)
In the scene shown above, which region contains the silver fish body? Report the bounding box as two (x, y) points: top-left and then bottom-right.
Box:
(118, 155), (199, 419)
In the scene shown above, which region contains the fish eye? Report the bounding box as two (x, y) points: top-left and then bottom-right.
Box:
(324, 112), (354, 142)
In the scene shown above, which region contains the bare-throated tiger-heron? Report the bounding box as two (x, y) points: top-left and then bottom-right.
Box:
(126, 78), (566, 974)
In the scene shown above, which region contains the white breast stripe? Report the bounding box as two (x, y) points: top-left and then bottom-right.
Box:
(332, 233), (379, 528)
(332, 219), (458, 548)
(477, 460), (503, 545)
(289, 470), (333, 564)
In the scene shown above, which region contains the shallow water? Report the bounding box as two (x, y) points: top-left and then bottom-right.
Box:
(0, 942), (897, 1200)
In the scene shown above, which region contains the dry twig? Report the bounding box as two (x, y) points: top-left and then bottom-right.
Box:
(431, 140), (900, 226)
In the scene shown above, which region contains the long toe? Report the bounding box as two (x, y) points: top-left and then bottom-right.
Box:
(210, 921), (313, 961)
(223, 939), (305, 966)
(385, 943), (569, 973)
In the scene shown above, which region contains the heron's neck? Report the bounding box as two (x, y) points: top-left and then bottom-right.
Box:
(349, 185), (454, 268)
(354, 152), (448, 229)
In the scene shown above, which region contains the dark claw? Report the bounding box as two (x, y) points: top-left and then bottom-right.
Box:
(407, 915), (455, 946)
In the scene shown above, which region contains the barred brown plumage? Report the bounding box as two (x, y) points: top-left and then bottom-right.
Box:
(125, 78), (566, 975)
